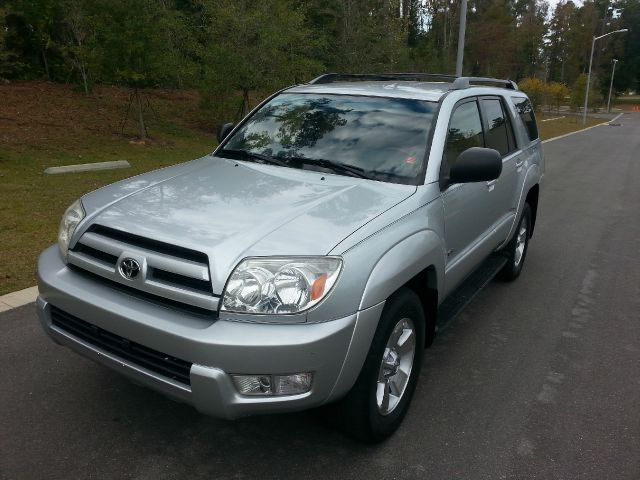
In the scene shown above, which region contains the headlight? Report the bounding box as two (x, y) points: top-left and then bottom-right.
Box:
(222, 257), (342, 314)
(58, 199), (85, 258)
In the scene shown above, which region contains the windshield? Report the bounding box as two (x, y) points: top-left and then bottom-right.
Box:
(219, 93), (438, 185)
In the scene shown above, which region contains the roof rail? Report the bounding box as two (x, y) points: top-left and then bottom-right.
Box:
(307, 73), (519, 91)
(452, 77), (518, 90)
(308, 73), (458, 85)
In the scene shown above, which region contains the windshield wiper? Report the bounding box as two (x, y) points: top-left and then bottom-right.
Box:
(283, 156), (374, 180)
(218, 149), (289, 168)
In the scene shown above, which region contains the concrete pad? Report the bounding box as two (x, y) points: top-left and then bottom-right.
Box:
(0, 286), (39, 309)
(44, 160), (130, 175)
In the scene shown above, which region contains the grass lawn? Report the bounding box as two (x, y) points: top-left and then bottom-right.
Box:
(537, 113), (607, 140)
(0, 82), (216, 295)
(614, 96), (640, 105)
(0, 83), (613, 295)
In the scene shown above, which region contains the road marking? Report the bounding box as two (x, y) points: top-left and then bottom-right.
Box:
(542, 113), (624, 144)
(541, 116), (566, 122)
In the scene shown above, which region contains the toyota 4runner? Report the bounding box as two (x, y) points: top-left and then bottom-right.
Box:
(37, 73), (544, 442)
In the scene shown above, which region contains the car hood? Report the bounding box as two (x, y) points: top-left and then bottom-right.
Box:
(80, 155), (416, 292)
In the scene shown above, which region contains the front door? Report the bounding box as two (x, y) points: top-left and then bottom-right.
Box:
(441, 98), (500, 295)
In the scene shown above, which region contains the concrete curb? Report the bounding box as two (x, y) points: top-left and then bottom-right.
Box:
(0, 286), (39, 313)
(542, 113), (624, 144)
(44, 160), (130, 175)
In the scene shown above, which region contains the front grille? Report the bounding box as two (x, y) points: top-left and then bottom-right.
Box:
(89, 225), (209, 264)
(50, 306), (192, 386)
(148, 267), (212, 295)
(68, 265), (217, 319)
(74, 243), (119, 266)
(67, 224), (218, 313)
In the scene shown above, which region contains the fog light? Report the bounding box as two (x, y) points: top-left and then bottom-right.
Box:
(274, 373), (313, 395)
(232, 375), (272, 395)
(232, 373), (313, 396)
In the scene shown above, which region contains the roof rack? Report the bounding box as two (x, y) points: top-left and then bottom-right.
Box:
(308, 73), (457, 84)
(452, 77), (518, 90)
(307, 73), (518, 91)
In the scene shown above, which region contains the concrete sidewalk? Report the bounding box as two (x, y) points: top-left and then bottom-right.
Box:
(0, 286), (39, 312)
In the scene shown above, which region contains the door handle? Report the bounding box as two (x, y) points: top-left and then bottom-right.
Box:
(486, 179), (497, 191)
(515, 159), (525, 168)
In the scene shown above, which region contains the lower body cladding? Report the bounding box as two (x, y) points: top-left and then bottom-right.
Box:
(36, 246), (384, 419)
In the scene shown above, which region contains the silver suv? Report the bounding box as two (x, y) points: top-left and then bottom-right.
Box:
(37, 73), (544, 442)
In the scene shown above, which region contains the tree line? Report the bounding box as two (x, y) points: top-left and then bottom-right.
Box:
(1, 0), (638, 133)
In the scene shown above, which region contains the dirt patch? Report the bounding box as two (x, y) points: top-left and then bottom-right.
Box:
(0, 81), (207, 154)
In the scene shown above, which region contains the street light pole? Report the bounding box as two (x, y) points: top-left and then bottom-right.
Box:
(607, 59), (618, 113)
(455, 0), (467, 77)
(582, 29), (628, 125)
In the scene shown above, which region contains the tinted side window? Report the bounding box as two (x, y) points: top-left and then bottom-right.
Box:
(446, 101), (484, 166)
(511, 97), (539, 142)
(481, 98), (511, 155)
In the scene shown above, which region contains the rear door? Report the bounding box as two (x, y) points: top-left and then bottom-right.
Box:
(478, 96), (521, 240)
(507, 96), (542, 235)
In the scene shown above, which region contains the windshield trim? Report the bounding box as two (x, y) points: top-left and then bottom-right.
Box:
(213, 90), (441, 186)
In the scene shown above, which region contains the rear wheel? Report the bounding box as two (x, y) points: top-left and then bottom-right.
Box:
(336, 288), (425, 442)
(498, 203), (532, 281)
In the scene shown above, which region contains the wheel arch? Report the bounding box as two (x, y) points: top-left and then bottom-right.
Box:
(403, 266), (438, 347)
(525, 184), (539, 237)
(359, 230), (443, 346)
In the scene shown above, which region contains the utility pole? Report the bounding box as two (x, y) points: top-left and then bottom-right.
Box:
(583, 29), (627, 125)
(455, 0), (467, 77)
(606, 59), (618, 113)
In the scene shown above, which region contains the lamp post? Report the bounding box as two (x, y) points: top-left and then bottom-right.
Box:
(606, 59), (618, 113)
(455, 0), (467, 77)
(583, 29), (628, 125)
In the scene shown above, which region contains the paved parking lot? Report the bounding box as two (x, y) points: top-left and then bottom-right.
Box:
(1, 113), (639, 480)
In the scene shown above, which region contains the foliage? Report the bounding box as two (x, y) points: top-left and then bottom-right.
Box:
(1, 0), (639, 132)
(546, 81), (570, 113)
(570, 74), (587, 111)
(518, 77), (546, 110)
(198, 0), (323, 121)
(519, 77), (572, 112)
(0, 7), (19, 77)
(615, 0), (640, 92)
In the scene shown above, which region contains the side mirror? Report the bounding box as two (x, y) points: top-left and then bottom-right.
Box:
(217, 122), (234, 144)
(448, 147), (502, 185)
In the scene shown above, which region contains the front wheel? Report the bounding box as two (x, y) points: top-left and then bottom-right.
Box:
(336, 288), (425, 442)
(498, 203), (532, 281)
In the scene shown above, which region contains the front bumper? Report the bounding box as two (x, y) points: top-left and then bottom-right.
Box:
(37, 246), (383, 419)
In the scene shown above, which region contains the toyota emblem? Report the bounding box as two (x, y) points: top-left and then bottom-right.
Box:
(119, 258), (141, 280)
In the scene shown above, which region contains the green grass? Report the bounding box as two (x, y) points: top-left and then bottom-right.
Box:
(0, 138), (215, 295)
(614, 97), (640, 105)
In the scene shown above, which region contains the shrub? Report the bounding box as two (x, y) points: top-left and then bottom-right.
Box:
(519, 77), (546, 111)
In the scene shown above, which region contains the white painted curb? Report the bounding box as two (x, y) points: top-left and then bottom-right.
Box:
(0, 286), (39, 312)
(44, 160), (130, 175)
(542, 113), (624, 144)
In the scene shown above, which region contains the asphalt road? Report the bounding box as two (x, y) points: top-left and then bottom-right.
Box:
(2, 113), (639, 480)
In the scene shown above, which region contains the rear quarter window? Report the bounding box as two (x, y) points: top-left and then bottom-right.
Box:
(511, 97), (539, 142)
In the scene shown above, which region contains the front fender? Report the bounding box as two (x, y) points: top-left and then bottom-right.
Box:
(360, 230), (445, 310)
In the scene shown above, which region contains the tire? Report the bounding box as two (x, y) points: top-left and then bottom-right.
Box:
(335, 288), (425, 443)
(497, 203), (532, 281)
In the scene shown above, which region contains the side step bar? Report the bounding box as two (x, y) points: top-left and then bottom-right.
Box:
(436, 253), (508, 333)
